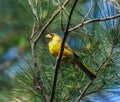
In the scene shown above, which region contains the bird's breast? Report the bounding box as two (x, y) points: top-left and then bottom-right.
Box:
(48, 41), (60, 58)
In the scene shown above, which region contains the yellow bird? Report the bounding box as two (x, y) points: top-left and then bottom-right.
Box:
(45, 33), (96, 80)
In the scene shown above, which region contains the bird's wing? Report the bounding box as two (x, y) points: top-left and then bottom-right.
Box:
(64, 43), (80, 57)
(64, 43), (73, 52)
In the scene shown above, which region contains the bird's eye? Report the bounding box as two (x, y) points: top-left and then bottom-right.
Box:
(50, 33), (54, 38)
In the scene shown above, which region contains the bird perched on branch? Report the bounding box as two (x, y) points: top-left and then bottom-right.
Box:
(45, 33), (96, 80)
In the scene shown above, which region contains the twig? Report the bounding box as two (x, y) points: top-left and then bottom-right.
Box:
(31, 22), (36, 39)
(85, 79), (105, 96)
(82, 0), (93, 22)
(95, 41), (115, 73)
(34, 0), (70, 44)
(76, 36), (116, 102)
(50, 0), (79, 102)
(30, 30), (49, 102)
(60, 4), (64, 31)
(28, 0), (39, 21)
(87, 48), (99, 66)
(69, 13), (120, 32)
(76, 80), (93, 102)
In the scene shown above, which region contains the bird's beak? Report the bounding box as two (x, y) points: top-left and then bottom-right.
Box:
(45, 34), (52, 40)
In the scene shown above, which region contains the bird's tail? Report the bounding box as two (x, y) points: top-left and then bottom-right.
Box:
(74, 54), (96, 80)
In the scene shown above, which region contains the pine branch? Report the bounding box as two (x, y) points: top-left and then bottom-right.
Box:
(50, 0), (79, 102)
(69, 13), (120, 32)
(76, 35), (116, 102)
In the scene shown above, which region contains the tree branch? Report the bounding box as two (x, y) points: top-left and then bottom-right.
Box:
(69, 13), (120, 32)
(50, 0), (79, 102)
